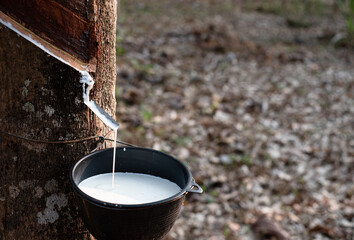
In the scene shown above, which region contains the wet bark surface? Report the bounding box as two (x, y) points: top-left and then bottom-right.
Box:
(0, 0), (116, 238)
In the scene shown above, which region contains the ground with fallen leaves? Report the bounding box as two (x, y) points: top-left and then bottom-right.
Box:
(115, 1), (354, 239)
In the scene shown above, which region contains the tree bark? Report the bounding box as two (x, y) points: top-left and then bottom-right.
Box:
(0, 1), (117, 239)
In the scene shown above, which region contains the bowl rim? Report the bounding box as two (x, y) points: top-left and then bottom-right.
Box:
(69, 147), (192, 209)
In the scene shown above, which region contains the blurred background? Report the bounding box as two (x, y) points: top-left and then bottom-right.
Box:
(115, 0), (353, 239)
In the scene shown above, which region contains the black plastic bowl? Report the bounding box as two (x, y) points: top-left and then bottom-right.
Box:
(70, 147), (202, 240)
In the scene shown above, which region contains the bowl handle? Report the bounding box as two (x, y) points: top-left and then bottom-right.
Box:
(186, 179), (203, 194)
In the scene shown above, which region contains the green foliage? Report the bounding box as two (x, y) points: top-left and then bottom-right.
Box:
(349, 0), (354, 33)
(130, 59), (155, 74)
(140, 105), (152, 122)
(333, 0), (354, 47)
(115, 86), (120, 100)
(240, 154), (251, 166)
(116, 29), (125, 56)
(173, 136), (192, 146)
(209, 189), (218, 197)
(116, 46), (125, 56)
(292, 188), (299, 197)
(223, 225), (230, 238)
(336, 0), (354, 34)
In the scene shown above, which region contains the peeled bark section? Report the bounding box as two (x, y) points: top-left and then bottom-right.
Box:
(0, 0), (99, 64)
(0, 0), (117, 239)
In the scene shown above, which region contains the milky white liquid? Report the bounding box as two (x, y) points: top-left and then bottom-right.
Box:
(111, 129), (117, 187)
(78, 173), (181, 204)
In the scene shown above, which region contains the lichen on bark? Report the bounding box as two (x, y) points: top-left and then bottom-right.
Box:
(0, 0), (117, 238)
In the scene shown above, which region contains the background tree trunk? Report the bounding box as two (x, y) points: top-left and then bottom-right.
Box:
(0, 1), (117, 239)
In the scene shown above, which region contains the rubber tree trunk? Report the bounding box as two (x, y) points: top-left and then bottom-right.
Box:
(0, 1), (117, 239)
